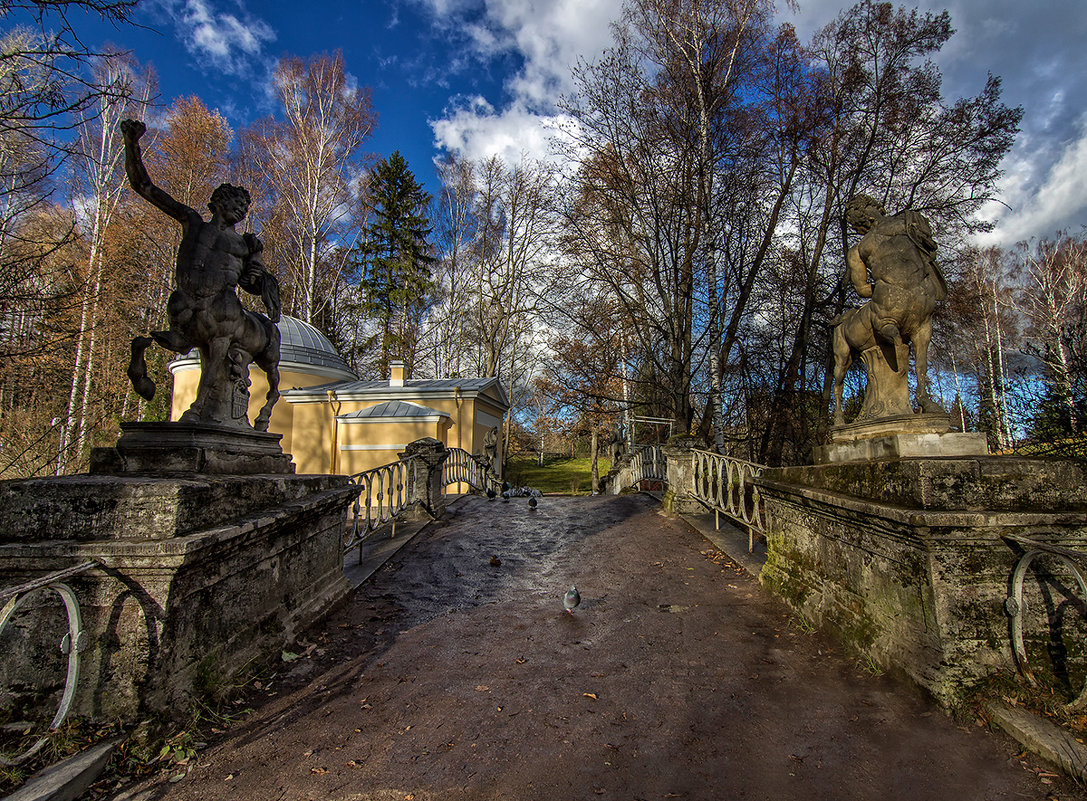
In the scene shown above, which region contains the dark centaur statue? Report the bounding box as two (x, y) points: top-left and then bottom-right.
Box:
(121, 119), (281, 431)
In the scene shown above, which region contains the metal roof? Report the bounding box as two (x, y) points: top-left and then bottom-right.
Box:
(277, 316), (354, 374)
(171, 315), (356, 378)
(339, 400), (451, 420)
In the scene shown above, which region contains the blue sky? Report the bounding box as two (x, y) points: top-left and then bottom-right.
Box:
(30, 0), (1087, 246)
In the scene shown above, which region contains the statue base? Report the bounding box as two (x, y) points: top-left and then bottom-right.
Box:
(90, 421), (295, 476)
(815, 413), (988, 464)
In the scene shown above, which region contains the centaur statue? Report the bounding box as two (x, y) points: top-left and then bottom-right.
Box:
(830, 195), (947, 426)
(121, 119), (281, 431)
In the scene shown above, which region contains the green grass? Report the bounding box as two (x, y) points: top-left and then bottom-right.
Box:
(505, 456), (612, 495)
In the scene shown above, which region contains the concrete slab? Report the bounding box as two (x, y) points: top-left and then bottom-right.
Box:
(4, 741), (115, 801)
(988, 702), (1087, 782)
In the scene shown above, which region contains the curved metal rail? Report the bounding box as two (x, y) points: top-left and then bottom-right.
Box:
(691, 449), (766, 552)
(442, 447), (500, 494)
(1004, 534), (1087, 710)
(345, 456), (419, 561)
(1, 561), (95, 766)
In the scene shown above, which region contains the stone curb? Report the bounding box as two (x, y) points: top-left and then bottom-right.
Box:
(3, 741), (115, 801)
(988, 702), (1087, 783)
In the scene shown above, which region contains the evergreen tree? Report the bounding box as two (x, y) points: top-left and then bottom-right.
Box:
(355, 151), (435, 375)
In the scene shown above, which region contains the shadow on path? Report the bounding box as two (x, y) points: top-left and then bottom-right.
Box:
(117, 494), (1076, 801)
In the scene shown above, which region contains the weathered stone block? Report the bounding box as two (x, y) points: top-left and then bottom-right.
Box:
(757, 458), (1087, 707)
(0, 474), (355, 724)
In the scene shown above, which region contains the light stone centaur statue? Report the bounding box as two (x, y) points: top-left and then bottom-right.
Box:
(121, 119), (282, 431)
(831, 195), (948, 426)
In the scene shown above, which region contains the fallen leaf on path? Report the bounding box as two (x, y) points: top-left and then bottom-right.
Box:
(475, 685), (489, 692)
(310, 767), (327, 775)
(584, 693), (598, 700)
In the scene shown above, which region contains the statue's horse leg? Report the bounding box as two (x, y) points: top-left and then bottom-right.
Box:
(831, 318), (853, 427)
(127, 336), (156, 401)
(252, 319), (281, 432)
(911, 318), (944, 414)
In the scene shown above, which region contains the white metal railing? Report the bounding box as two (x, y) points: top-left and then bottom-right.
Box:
(1003, 534), (1087, 709)
(345, 456), (420, 563)
(442, 447), (500, 494)
(608, 445), (666, 494)
(691, 449), (766, 552)
(631, 445), (666, 484)
(1, 561), (95, 766)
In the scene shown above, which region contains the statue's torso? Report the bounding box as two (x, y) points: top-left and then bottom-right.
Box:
(175, 220), (249, 300)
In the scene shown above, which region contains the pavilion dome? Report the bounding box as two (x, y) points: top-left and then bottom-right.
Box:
(169, 315), (357, 382)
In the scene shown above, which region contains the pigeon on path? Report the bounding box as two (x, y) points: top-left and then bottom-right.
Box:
(528, 496), (538, 510)
(563, 586), (581, 614)
(486, 487), (496, 501)
(501, 491), (510, 503)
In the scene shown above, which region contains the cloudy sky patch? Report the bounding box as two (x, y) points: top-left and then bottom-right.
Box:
(164, 0), (275, 76)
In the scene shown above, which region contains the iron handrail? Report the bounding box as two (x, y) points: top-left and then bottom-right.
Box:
(691, 449), (766, 552)
(442, 447), (500, 494)
(1, 561), (96, 766)
(1003, 534), (1087, 709)
(345, 455), (420, 561)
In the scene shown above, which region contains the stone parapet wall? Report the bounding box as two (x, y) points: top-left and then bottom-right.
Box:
(757, 460), (1087, 707)
(0, 474), (355, 724)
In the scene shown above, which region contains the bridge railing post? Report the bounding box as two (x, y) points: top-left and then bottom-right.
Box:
(399, 437), (450, 521)
(661, 434), (706, 515)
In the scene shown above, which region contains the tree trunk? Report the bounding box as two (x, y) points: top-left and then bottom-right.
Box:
(590, 430), (599, 495)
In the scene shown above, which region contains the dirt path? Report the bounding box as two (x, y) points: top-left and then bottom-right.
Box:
(117, 494), (1077, 800)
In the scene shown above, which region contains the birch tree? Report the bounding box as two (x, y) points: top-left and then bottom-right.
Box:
(244, 52), (375, 326)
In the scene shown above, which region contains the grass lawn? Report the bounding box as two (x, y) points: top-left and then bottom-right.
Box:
(505, 455), (612, 495)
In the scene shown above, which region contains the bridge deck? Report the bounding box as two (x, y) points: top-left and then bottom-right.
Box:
(122, 494), (1071, 800)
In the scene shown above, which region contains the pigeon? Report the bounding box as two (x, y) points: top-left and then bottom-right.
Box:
(528, 496), (538, 510)
(501, 491), (510, 503)
(490, 555), (502, 567)
(563, 586), (581, 614)
(486, 487), (496, 501)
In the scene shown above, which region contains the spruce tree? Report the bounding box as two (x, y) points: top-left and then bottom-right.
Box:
(356, 151), (435, 374)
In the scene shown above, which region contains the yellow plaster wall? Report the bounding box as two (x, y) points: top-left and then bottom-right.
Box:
(171, 364), (505, 479)
(336, 417), (451, 475)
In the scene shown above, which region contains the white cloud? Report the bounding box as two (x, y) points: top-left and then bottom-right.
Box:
(977, 115), (1087, 246)
(431, 99), (573, 166)
(421, 0), (620, 161)
(167, 0), (276, 75)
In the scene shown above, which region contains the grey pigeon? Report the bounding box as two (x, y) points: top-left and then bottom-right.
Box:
(486, 487), (496, 501)
(501, 491), (510, 503)
(528, 496), (538, 510)
(563, 586), (581, 614)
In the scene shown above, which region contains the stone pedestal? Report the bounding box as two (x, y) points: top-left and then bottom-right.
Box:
(756, 457), (1087, 707)
(661, 435), (706, 515)
(816, 413), (988, 464)
(0, 473), (354, 723)
(90, 421), (294, 476)
(856, 342), (913, 420)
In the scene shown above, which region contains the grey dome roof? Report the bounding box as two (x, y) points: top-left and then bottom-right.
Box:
(170, 315), (356, 381)
(276, 316), (354, 375)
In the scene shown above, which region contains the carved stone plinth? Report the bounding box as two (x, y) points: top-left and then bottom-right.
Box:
(815, 413), (988, 464)
(856, 342), (913, 420)
(90, 421), (294, 475)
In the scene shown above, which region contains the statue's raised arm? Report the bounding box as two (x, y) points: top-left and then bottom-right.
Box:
(121, 119), (198, 225)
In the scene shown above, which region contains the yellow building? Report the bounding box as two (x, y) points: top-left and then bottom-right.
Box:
(169, 316), (508, 476)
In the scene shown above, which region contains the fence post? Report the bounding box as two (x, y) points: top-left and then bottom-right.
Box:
(400, 437), (449, 521)
(661, 434), (705, 515)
